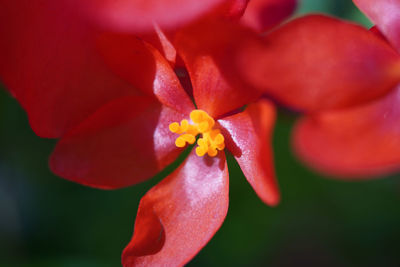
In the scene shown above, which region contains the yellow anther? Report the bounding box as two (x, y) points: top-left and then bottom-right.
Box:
(214, 133), (224, 145)
(216, 143), (225, 151)
(190, 110), (205, 123)
(169, 122), (180, 133)
(175, 136), (186, 147)
(182, 134), (196, 144)
(207, 147), (218, 157)
(197, 138), (207, 148)
(169, 109), (226, 157)
(197, 121), (210, 133)
(175, 134), (196, 147)
(196, 146), (207, 157)
(180, 119), (189, 132)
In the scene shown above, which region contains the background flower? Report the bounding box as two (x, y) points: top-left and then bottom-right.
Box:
(237, 13), (400, 178)
(224, 0), (400, 179)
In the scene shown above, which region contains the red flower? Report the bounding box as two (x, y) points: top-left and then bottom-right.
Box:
(49, 22), (283, 267)
(0, 0), (297, 266)
(225, 2), (400, 178)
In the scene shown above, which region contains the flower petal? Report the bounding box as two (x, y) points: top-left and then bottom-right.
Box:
(50, 96), (185, 189)
(219, 0), (250, 19)
(97, 33), (194, 115)
(238, 14), (400, 111)
(0, 0), (140, 138)
(122, 149), (229, 266)
(218, 99), (279, 206)
(76, 0), (227, 32)
(354, 0), (400, 52)
(175, 19), (261, 118)
(241, 0), (297, 32)
(138, 25), (178, 66)
(293, 85), (400, 178)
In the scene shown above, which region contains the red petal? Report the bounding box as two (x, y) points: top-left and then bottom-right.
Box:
(138, 25), (178, 66)
(241, 0), (297, 32)
(218, 0), (250, 19)
(354, 0), (400, 52)
(76, 0), (226, 32)
(0, 0), (140, 138)
(50, 96), (185, 189)
(218, 99), (280, 205)
(97, 33), (194, 115)
(175, 19), (261, 118)
(238, 14), (400, 111)
(122, 149), (229, 266)
(293, 85), (400, 178)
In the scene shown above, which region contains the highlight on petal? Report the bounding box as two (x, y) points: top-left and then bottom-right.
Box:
(241, 0), (297, 32)
(293, 85), (400, 178)
(354, 0), (400, 52)
(76, 0), (227, 32)
(50, 96), (186, 189)
(97, 33), (194, 115)
(122, 149), (229, 266)
(0, 0), (140, 138)
(219, 99), (280, 206)
(238, 14), (400, 112)
(175, 19), (262, 118)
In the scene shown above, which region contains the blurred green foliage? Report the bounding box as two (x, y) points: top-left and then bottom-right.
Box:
(0, 0), (399, 266)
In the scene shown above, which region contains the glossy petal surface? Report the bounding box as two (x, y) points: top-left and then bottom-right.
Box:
(354, 0), (400, 52)
(50, 96), (185, 189)
(219, 100), (279, 205)
(239, 15), (400, 111)
(98, 33), (194, 115)
(122, 150), (229, 266)
(76, 0), (226, 32)
(0, 0), (140, 138)
(176, 20), (261, 118)
(294, 85), (400, 178)
(241, 0), (297, 32)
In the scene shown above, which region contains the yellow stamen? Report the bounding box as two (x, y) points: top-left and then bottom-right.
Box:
(169, 122), (180, 133)
(169, 110), (225, 157)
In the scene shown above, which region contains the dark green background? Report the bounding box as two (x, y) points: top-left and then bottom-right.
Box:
(1, 1), (399, 266)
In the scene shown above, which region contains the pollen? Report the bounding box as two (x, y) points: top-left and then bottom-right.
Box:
(169, 110), (225, 157)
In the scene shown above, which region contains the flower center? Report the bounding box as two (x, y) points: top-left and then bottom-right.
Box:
(169, 110), (225, 157)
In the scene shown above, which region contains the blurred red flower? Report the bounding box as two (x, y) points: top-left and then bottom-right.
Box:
(0, 0), (297, 265)
(227, 2), (400, 178)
